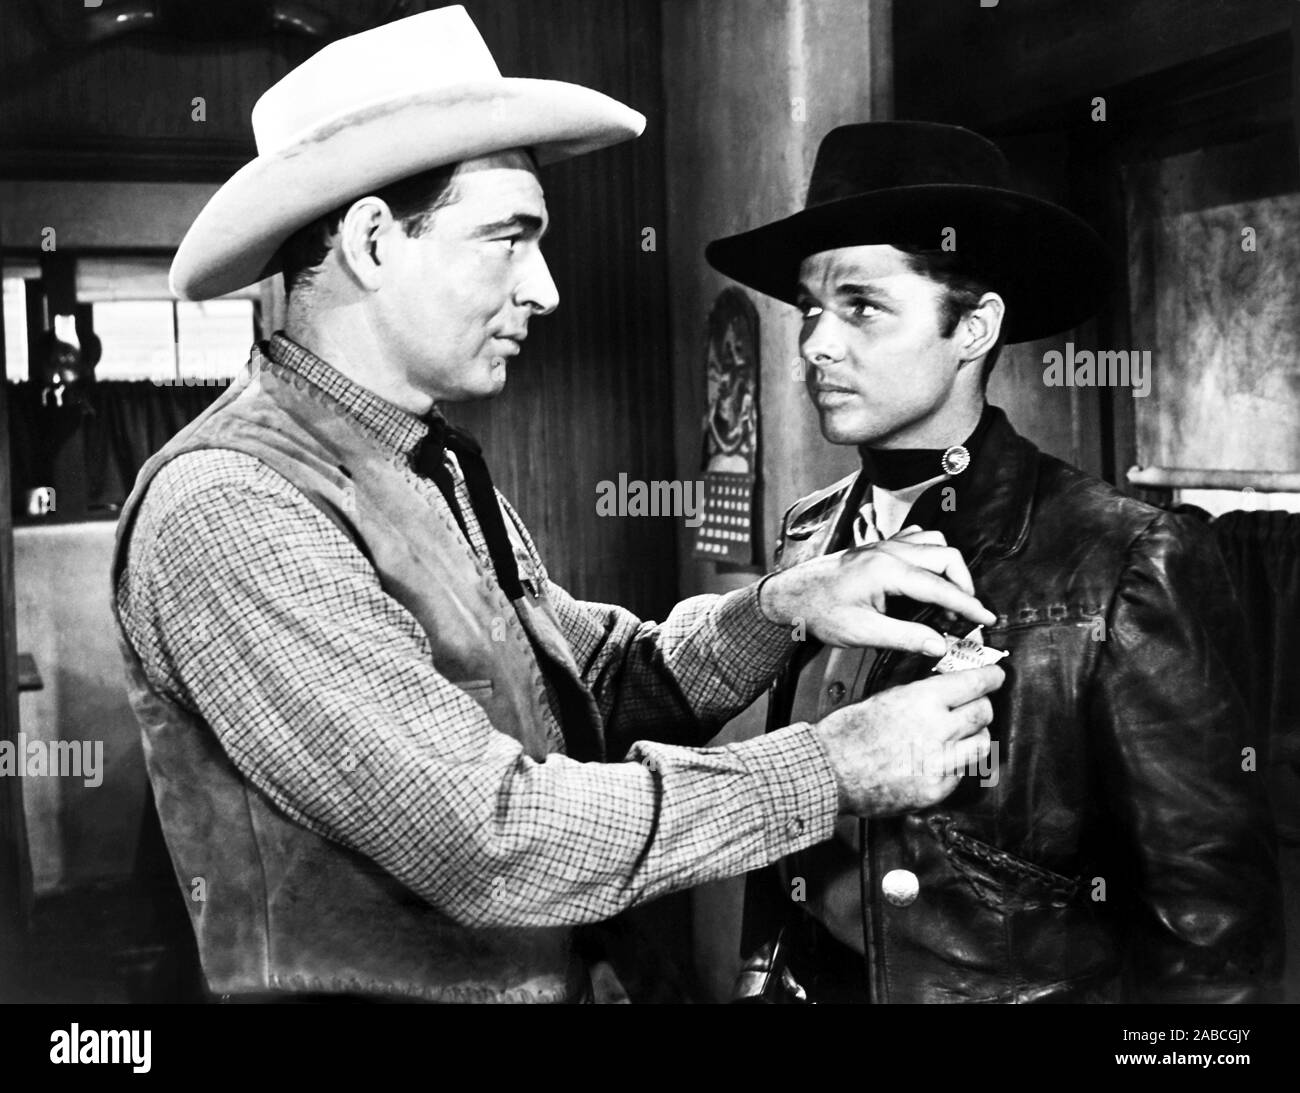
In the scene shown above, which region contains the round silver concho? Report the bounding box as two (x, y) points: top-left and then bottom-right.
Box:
(941, 444), (971, 477)
(881, 868), (920, 907)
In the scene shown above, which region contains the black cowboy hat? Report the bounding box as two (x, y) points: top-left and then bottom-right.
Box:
(704, 122), (1112, 344)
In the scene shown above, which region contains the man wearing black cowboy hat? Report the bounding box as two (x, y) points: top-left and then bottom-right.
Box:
(710, 121), (1282, 1003)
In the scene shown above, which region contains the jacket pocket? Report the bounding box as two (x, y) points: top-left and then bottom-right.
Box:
(928, 816), (1081, 910)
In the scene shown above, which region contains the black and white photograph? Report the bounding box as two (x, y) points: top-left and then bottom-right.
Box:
(0, 0), (1296, 1067)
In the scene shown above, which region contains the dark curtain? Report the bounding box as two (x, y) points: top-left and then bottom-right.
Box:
(85, 382), (227, 509)
(1178, 507), (1300, 1001)
(1214, 509), (1300, 847)
(7, 381), (225, 519)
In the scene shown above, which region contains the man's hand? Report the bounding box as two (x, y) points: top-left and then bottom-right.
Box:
(759, 528), (995, 656)
(811, 666), (1003, 816)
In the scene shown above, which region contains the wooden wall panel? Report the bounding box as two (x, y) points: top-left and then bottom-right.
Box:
(446, 0), (677, 617)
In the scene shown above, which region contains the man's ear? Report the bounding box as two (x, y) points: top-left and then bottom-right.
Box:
(959, 292), (1006, 364)
(335, 196), (397, 291)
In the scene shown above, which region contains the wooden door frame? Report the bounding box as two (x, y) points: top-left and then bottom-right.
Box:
(0, 255), (34, 1001)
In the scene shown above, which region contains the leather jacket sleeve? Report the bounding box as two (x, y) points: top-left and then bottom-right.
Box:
(1090, 511), (1283, 1002)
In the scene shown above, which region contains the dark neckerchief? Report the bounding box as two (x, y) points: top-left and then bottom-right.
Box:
(887, 404), (998, 534)
(857, 404), (997, 490)
(416, 414), (608, 763)
(414, 413), (525, 602)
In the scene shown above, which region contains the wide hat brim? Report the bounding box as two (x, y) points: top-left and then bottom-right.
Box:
(705, 184), (1113, 343)
(171, 79), (645, 301)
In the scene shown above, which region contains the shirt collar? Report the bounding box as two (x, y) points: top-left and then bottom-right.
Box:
(264, 332), (429, 460)
(862, 474), (948, 542)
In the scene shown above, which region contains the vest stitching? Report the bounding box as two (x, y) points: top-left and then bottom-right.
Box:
(239, 781), (276, 987)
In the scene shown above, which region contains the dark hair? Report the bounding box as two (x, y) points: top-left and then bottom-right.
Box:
(894, 243), (1005, 385)
(278, 161), (462, 296)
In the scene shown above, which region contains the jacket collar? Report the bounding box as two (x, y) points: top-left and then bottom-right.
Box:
(780, 405), (1040, 572)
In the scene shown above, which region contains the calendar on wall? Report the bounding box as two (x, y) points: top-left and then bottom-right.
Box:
(694, 288), (761, 565)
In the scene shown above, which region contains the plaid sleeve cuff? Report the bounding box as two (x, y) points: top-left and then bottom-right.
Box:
(709, 581), (798, 694)
(729, 722), (839, 859)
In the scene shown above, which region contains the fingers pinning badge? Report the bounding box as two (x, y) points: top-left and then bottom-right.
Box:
(932, 626), (1008, 673)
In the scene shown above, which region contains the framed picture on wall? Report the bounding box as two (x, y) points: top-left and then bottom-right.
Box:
(694, 287), (761, 565)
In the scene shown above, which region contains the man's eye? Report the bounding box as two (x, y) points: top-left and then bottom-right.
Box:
(799, 304), (823, 320)
(849, 299), (879, 318)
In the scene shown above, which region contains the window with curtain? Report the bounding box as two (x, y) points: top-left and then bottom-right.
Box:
(3, 256), (264, 524)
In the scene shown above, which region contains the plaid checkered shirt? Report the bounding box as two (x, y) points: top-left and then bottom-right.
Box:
(114, 334), (839, 927)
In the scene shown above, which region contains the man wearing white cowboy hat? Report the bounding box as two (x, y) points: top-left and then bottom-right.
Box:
(111, 10), (1005, 1003)
(710, 121), (1282, 1003)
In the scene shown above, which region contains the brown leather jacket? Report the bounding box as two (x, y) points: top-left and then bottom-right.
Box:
(740, 406), (1283, 1003)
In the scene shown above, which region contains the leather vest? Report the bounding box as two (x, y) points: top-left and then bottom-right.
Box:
(111, 351), (599, 1002)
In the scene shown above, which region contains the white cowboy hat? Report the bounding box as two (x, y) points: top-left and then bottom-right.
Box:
(170, 5), (645, 301)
